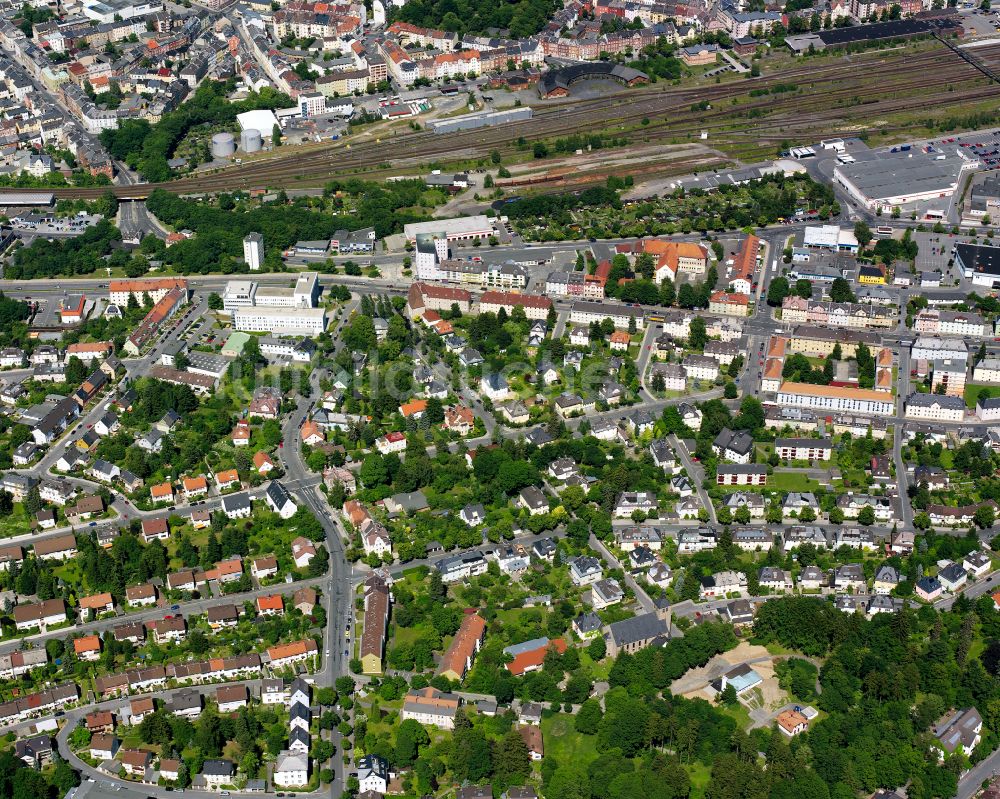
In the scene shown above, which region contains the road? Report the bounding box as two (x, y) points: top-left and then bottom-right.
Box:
(671, 434), (717, 525)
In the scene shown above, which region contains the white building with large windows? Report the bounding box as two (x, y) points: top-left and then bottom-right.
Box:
(776, 382), (895, 416)
(231, 307), (326, 336)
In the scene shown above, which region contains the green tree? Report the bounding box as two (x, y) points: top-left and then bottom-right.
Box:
(767, 276), (790, 306)
(575, 698), (603, 734)
(830, 277), (854, 303)
(853, 220), (872, 249)
(495, 727), (531, 784)
(688, 317), (707, 350)
(976, 503), (996, 529)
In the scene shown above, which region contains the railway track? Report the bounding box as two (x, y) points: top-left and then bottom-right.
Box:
(38, 40), (1000, 199)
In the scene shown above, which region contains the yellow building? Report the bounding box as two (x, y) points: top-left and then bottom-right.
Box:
(858, 264), (887, 285)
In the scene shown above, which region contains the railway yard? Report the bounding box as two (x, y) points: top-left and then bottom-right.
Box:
(24, 38), (1000, 201)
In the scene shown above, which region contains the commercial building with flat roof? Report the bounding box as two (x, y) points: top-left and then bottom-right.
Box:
(833, 150), (969, 213)
(955, 242), (1000, 288)
(403, 215), (494, 243)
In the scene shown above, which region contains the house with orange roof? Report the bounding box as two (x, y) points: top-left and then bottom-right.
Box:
(342, 499), (372, 529)
(74, 634), (101, 661)
(709, 291), (751, 318)
(759, 358), (782, 393)
(437, 612), (486, 681)
(609, 331), (630, 351)
(257, 594), (285, 616)
(875, 368), (893, 393)
(182, 475), (208, 498)
(268, 639), (318, 668)
(232, 422), (250, 447)
(150, 482), (174, 503)
(776, 708), (809, 736)
(505, 637), (567, 677)
(640, 240), (709, 283)
(728, 235), (760, 294)
(215, 469), (239, 490)
(205, 558), (243, 583)
(443, 405), (474, 435)
(767, 336), (788, 359)
(301, 419), (324, 446)
(400, 399), (428, 419)
(79, 592), (114, 619)
(254, 451), (274, 474)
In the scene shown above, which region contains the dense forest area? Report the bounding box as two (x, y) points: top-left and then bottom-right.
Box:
(391, 0), (561, 38)
(748, 595), (1000, 799)
(6, 218), (122, 280)
(145, 180), (431, 273)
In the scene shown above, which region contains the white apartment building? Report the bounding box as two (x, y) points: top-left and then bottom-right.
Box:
(973, 358), (1000, 384)
(243, 234), (263, 271)
(232, 307), (326, 336)
(776, 382), (895, 416)
(904, 393), (966, 422)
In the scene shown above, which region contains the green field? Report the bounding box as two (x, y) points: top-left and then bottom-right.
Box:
(541, 713), (599, 767)
(764, 471), (823, 492)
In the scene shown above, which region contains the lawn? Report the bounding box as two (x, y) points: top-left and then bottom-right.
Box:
(541, 713), (598, 767)
(766, 471), (822, 492)
(964, 382), (998, 409)
(686, 761), (712, 799)
(578, 649), (612, 681)
(719, 700), (752, 730)
(0, 504), (31, 538)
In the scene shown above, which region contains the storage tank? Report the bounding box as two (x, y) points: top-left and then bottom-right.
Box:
(240, 129), (262, 153)
(211, 132), (236, 159)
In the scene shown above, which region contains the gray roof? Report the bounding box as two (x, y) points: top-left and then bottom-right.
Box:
(222, 492), (252, 512)
(606, 611), (669, 647)
(202, 759), (235, 776)
(907, 392), (965, 410)
(836, 151), (963, 202)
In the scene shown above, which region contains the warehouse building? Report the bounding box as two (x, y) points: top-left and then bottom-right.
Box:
(403, 215), (494, 243)
(954, 242), (1000, 288)
(833, 150), (970, 213)
(429, 107), (532, 134)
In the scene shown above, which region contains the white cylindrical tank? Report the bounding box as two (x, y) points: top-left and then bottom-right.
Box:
(211, 132), (236, 158)
(240, 129), (262, 153)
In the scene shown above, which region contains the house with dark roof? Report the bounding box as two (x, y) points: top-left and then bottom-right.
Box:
(605, 608), (671, 657)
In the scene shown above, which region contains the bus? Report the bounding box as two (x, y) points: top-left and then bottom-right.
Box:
(876, 226), (894, 237)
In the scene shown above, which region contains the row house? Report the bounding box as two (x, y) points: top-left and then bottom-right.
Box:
(0, 684), (78, 725)
(781, 296), (894, 329)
